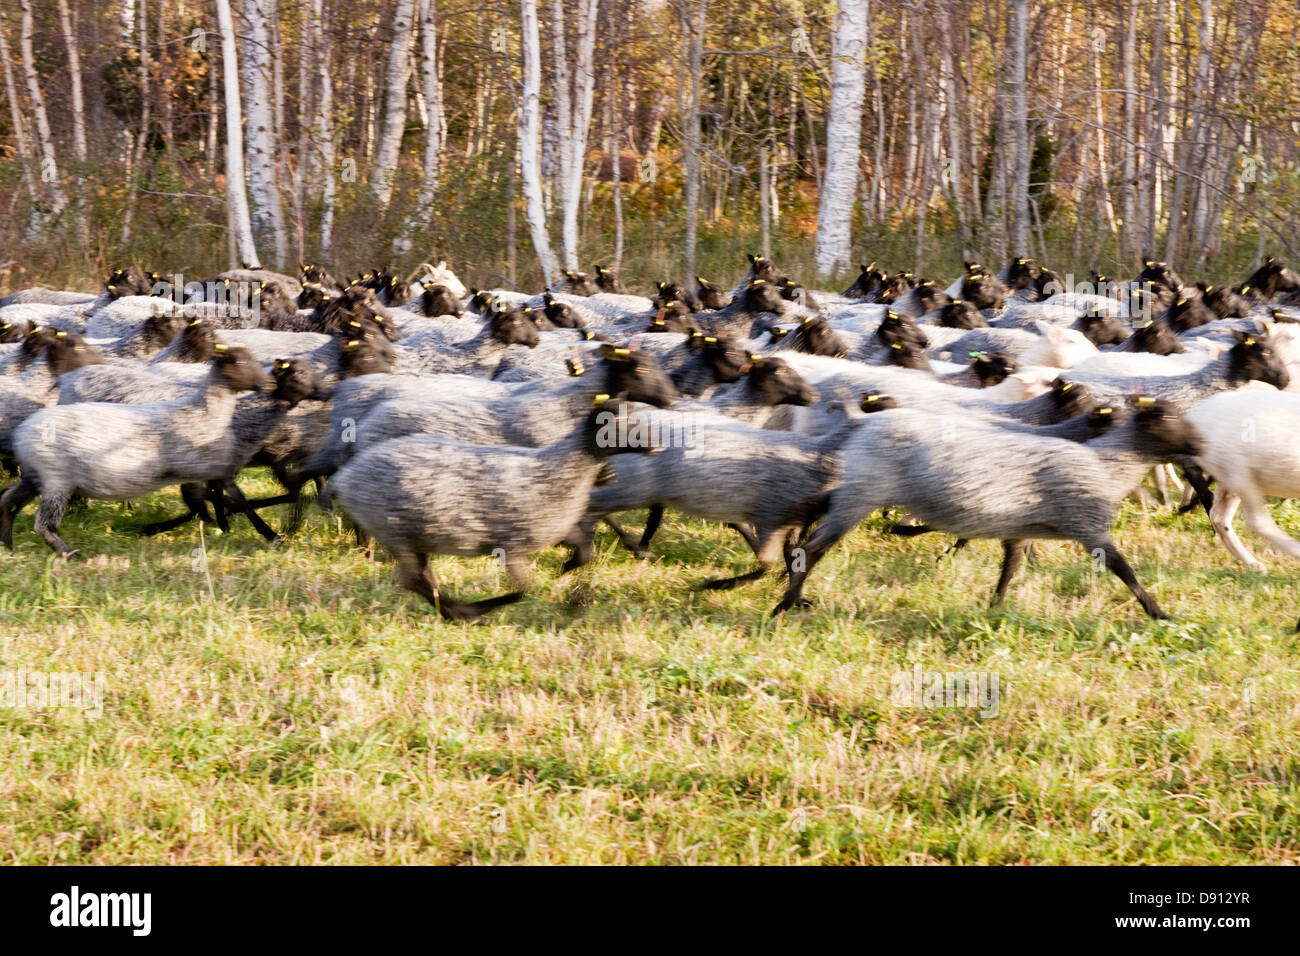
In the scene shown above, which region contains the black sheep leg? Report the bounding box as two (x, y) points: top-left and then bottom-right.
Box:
(1085, 538), (1168, 620)
(0, 478), (39, 549)
(991, 539), (1029, 606)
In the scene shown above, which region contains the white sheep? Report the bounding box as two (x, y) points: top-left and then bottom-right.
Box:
(1184, 389), (1300, 571)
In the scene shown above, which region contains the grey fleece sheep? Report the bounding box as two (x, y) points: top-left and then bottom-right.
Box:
(329, 398), (655, 621)
(1057, 329), (1289, 409)
(341, 344), (681, 460)
(0, 332), (106, 456)
(0, 346), (273, 555)
(772, 398), (1202, 618)
(579, 407), (852, 589)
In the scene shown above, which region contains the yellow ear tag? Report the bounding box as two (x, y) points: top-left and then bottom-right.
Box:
(214, 343), (228, 352)
(1136, 396), (1155, 406)
(593, 393), (611, 405)
(704, 336), (717, 344)
(1098, 407), (1112, 414)
(865, 394), (879, 403)
(613, 348), (630, 356)
(344, 340), (359, 349)
(1244, 337), (1256, 346)
(891, 342), (902, 350)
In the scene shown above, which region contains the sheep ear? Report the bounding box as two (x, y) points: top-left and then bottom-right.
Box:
(598, 343), (631, 360)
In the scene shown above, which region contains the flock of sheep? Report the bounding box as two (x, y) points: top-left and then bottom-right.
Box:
(1, 250), (1299, 626)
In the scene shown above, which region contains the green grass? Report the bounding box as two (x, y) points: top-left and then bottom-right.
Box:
(0, 471), (1297, 864)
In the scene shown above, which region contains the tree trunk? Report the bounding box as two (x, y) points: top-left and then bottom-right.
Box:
(241, 0), (287, 265)
(372, 0), (416, 207)
(415, 0), (443, 207)
(554, 0), (600, 269)
(519, 0), (559, 281)
(0, 12), (40, 236)
(682, 0), (707, 278)
(56, 0), (88, 164)
(1009, 0), (1031, 255)
(18, 0), (69, 219)
(813, 0), (866, 278)
(215, 0), (261, 267)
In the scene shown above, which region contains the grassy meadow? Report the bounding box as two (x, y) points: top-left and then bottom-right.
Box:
(0, 468), (1297, 865)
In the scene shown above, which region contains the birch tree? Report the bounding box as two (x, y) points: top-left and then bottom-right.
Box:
(56, 0), (87, 167)
(399, 0), (444, 245)
(310, 0), (337, 253)
(18, 0), (68, 219)
(371, 0), (417, 208)
(519, 0), (559, 281)
(0, 12), (39, 236)
(813, 0), (866, 278)
(240, 0), (287, 264)
(551, 0), (600, 268)
(1009, 0), (1030, 255)
(216, 0), (261, 267)
(681, 0), (706, 279)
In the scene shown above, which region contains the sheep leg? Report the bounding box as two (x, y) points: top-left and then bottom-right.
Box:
(601, 516), (650, 557)
(990, 539), (1029, 606)
(1238, 491), (1300, 562)
(637, 505), (665, 550)
(1151, 465), (1172, 507)
(395, 550), (523, 623)
(1086, 539), (1168, 620)
(940, 538), (970, 560)
(139, 483), (215, 536)
(888, 523), (934, 536)
(0, 479), (39, 549)
(726, 522), (760, 552)
(221, 480), (282, 543)
(203, 480), (231, 533)
(772, 499), (869, 615)
(33, 489), (77, 557)
(1209, 491), (1263, 570)
(700, 525), (785, 591)
(560, 520), (596, 573)
(1179, 463), (1215, 517)
(236, 467), (305, 511)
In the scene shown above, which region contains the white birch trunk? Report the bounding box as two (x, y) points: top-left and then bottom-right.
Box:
(18, 0), (68, 218)
(399, 0), (443, 243)
(371, 0), (417, 207)
(56, 0), (87, 163)
(519, 0), (559, 281)
(240, 0), (287, 264)
(313, 0), (337, 253)
(1009, 0), (1031, 255)
(215, 0), (261, 267)
(554, 0), (599, 268)
(0, 12), (40, 236)
(813, 0), (867, 278)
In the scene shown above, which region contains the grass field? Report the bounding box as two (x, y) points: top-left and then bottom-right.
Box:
(0, 470), (1297, 865)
